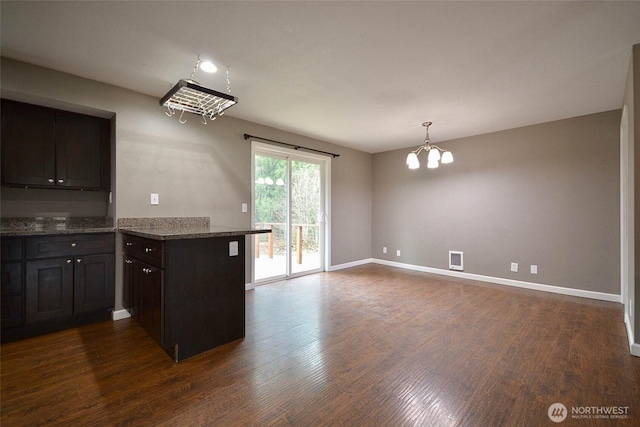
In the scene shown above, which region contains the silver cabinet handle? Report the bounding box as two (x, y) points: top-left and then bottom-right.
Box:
(142, 267), (153, 274)
(57, 179), (64, 183)
(125, 242), (133, 246)
(125, 259), (133, 264)
(66, 259), (72, 264)
(71, 243), (77, 247)
(144, 247), (155, 253)
(76, 258), (82, 263)
(48, 178), (55, 183)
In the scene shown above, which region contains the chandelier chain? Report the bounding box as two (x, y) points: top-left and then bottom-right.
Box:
(190, 55), (201, 81)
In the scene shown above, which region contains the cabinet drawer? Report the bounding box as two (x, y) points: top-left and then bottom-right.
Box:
(1, 238), (23, 261)
(122, 234), (164, 268)
(26, 233), (114, 259)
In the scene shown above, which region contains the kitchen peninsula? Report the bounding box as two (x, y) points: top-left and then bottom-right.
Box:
(119, 217), (270, 362)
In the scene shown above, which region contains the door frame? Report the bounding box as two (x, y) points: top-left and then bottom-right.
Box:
(251, 140), (331, 285)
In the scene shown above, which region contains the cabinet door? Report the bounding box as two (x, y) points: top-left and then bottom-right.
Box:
(26, 258), (74, 323)
(139, 263), (163, 345)
(1, 262), (23, 295)
(55, 110), (105, 189)
(73, 253), (115, 314)
(1, 295), (23, 329)
(1, 99), (56, 187)
(122, 256), (136, 313)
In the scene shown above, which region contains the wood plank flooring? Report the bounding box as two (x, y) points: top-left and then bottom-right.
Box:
(2, 264), (639, 426)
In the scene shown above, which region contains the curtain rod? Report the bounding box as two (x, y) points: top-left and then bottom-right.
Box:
(243, 134), (340, 158)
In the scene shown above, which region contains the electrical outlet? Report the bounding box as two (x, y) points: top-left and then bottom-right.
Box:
(383, 247), (387, 254)
(242, 203), (248, 213)
(530, 265), (538, 274)
(150, 193), (159, 205)
(396, 250), (401, 257)
(510, 262), (518, 272)
(229, 241), (239, 256)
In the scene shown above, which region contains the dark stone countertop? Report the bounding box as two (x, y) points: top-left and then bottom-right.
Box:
(1, 217), (115, 237)
(0, 217), (271, 240)
(119, 225), (271, 241)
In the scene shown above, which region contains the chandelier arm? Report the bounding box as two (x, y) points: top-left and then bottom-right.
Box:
(413, 146), (425, 155)
(429, 144), (448, 153)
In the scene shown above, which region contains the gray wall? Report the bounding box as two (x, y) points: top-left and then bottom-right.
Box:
(372, 111), (621, 294)
(0, 58), (373, 308)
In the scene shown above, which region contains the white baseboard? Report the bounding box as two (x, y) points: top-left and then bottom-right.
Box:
(625, 313), (640, 357)
(632, 343), (640, 357)
(366, 258), (621, 303)
(245, 282), (254, 291)
(329, 258), (375, 271)
(112, 309), (131, 321)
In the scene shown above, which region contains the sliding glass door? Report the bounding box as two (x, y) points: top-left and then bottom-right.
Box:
(253, 143), (328, 283)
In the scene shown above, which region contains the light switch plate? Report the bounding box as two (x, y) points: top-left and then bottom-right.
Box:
(242, 203), (248, 213)
(229, 241), (239, 256)
(150, 193), (159, 205)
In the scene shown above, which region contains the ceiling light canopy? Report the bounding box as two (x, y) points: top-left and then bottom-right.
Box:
(160, 54), (237, 125)
(406, 122), (453, 170)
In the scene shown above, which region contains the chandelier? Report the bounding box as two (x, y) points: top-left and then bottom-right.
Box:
(406, 122), (453, 169)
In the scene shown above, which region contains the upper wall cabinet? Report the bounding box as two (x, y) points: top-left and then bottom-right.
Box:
(1, 99), (110, 191)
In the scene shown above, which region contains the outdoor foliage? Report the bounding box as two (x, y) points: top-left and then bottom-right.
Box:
(254, 155), (321, 252)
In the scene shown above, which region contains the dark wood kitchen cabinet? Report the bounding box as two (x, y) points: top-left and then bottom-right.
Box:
(1, 232), (115, 342)
(122, 232), (245, 362)
(1, 99), (110, 190)
(123, 251), (163, 345)
(1, 238), (24, 329)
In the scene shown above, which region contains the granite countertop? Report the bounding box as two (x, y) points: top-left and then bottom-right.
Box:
(1, 217), (115, 237)
(0, 217), (271, 240)
(119, 225), (271, 241)
(117, 217), (271, 241)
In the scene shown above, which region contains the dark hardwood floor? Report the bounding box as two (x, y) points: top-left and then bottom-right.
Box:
(2, 264), (639, 426)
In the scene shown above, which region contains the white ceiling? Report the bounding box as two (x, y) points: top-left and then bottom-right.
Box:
(2, 1), (640, 153)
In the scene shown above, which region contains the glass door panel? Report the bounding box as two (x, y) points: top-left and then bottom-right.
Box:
(291, 159), (322, 275)
(254, 154), (287, 281)
(253, 144), (327, 284)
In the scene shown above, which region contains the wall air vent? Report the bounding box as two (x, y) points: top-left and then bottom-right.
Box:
(449, 251), (464, 271)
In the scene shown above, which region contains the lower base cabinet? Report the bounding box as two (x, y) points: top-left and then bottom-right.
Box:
(122, 233), (245, 362)
(1, 233), (115, 342)
(123, 255), (162, 345)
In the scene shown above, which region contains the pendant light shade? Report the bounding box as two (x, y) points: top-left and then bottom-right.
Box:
(441, 151), (454, 164)
(427, 147), (441, 162)
(406, 152), (420, 169)
(406, 122), (453, 170)
(427, 160), (439, 169)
